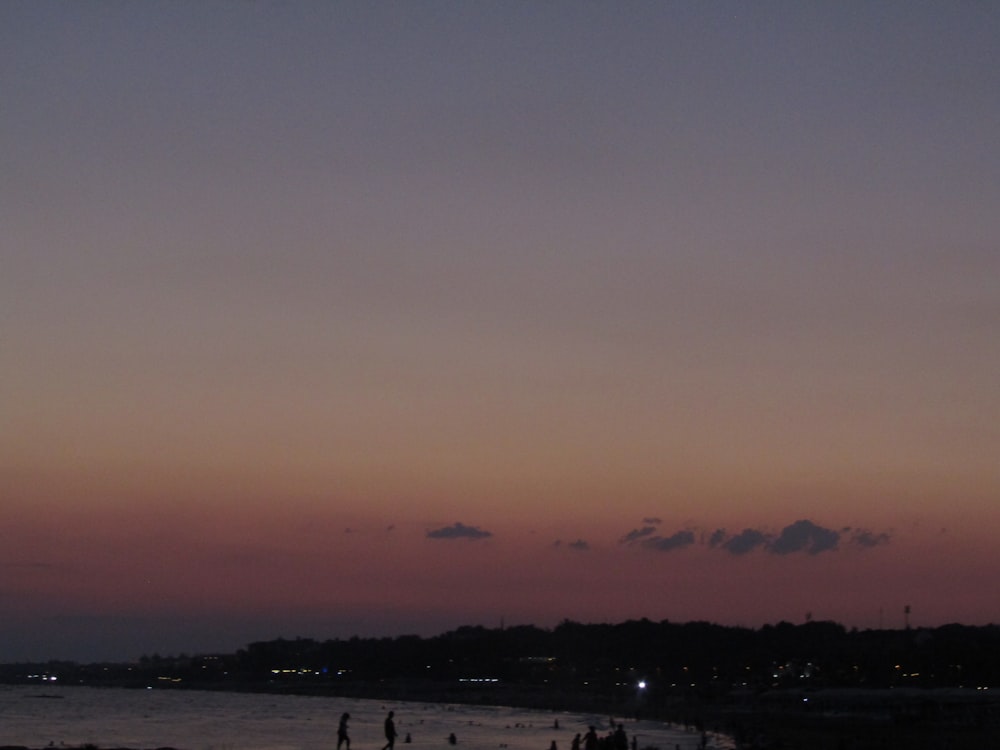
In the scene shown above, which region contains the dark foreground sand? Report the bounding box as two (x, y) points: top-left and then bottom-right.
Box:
(5, 719), (999, 750)
(719, 714), (1000, 750)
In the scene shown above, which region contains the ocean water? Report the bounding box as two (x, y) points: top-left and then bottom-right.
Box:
(0, 686), (733, 750)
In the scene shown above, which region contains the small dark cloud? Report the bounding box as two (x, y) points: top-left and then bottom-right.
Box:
(641, 530), (695, 552)
(426, 522), (492, 540)
(552, 538), (591, 551)
(620, 526), (656, 544)
(770, 520), (839, 555)
(851, 529), (890, 548)
(711, 522), (888, 555)
(724, 528), (770, 555)
(616, 519), (887, 557)
(643, 517), (663, 525)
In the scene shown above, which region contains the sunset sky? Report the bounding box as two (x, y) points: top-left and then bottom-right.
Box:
(3, 2), (999, 663)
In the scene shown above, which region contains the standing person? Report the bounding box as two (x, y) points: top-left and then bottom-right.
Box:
(583, 726), (598, 750)
(383, 711), (398, 750)
(613, 724), (627, 750)
(337, 712), (351, 750)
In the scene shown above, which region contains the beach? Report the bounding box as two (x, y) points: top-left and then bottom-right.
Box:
(0, 686), (732, 750)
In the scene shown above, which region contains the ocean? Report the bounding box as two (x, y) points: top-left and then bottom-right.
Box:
(0, 685), (733, 750)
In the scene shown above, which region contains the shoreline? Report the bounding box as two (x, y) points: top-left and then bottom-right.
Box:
(5, 682), (999, 750)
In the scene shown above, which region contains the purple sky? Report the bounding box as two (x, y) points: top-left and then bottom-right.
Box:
(2, 1), (999, 662)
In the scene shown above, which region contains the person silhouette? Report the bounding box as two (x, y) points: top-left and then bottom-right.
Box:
(613, 724), (627, 750)
(383, 711), (398, 750)
(337, 712), (351, 750)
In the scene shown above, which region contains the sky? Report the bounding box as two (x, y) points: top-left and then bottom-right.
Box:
(2, 1), (999, 663)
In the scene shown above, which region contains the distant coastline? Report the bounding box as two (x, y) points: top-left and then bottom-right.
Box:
(4, 619), (1000, 749)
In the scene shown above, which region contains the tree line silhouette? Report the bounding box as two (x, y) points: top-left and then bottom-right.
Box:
(6, 619), (999, 700)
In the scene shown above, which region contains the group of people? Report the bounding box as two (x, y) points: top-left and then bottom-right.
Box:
(337, 711), (402, 750)
(336, 710), (633, 750)
(569, 723), (632, 750)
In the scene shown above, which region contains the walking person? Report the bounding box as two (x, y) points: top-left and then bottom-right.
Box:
(337, 712), (351, 750)
(383, 711), (398, 750)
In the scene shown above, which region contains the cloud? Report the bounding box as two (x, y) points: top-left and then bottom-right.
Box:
(610, 519), (891, 557)
(620, 523), (694, 551)
(850, 529), (890, 548)
(426, 522), (492, 540)
(620, 526), (656, 544)
(641, 530), (695, 552)
(770, 520), (840, 555)
(552, 539), (591, 551)
(706, 520), (890, 556)
(643, 517), (663, 525)
(723, 528), (770, 555)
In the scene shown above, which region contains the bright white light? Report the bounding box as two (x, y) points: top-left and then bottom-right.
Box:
(637, 680), (646, 689)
